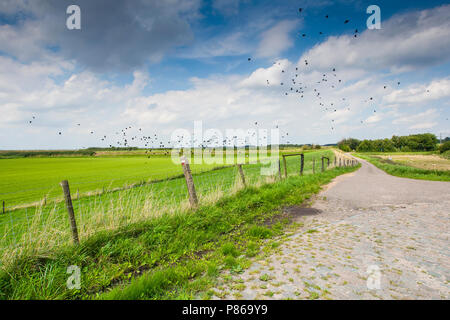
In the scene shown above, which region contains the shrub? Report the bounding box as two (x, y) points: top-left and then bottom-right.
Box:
(441, 150), (450, 160)
(339, 144), (351, 152)
(440, 141), (450, 153)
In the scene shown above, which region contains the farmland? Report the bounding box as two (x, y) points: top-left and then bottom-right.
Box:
(0, 155), (215, 208)
(0, 149), (339, 265)
(0, 148), (360, 300)
(376, 154), (450, 171)
(354, 152), (450, 181)
(0, 148), (324, 208)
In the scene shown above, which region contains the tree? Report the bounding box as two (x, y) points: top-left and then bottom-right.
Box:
(440, 141), (450, 153)
(356, 140), (374, 152)
(338, 138), (360, 151)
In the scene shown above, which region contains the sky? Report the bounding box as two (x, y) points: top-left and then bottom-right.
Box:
(0, 0), (449, 150)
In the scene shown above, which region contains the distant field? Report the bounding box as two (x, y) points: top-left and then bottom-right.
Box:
(0, 149), (335, 265)
(354, 152), (450, 181)
(0, 155), (240, 208)
(0, 148), (317, 208)
(378, 154), (450, 171)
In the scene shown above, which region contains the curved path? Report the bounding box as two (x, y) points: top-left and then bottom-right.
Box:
(212, 157), (450, 300)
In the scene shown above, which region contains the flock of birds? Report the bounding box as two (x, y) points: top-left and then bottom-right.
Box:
(248, 8), (411, 132)
(26, 7), (444, 150)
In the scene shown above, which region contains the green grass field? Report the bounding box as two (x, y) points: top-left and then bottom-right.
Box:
(0, 150), (337, 262)
(0, 156), (219, 208)
(0, 148), (358, 300)
(0, 148), (329, 208)
(0, 153), (358, 300)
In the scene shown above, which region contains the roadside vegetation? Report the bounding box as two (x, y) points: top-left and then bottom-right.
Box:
(0, 150), (334, 263)
(0, 154), (358, 300)
(355, 153), (450, 181)
(0, 147), (325, 208)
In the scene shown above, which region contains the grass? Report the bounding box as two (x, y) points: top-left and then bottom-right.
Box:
(0, 156), (221, 207)
(0, 150), (335, 261)
(374, 154), (450, 171)
(0, 156), (358, 300)
(354, 153), (450, 181)
(0, 149), (326, 209)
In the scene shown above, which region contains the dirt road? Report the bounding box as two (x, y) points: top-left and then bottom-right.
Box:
(212, 157), (450, 299)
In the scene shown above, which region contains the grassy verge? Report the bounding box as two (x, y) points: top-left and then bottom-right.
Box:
(0, 164), (358, 300)
(354, 153), (450, 181)
(0, 150), (333, 264)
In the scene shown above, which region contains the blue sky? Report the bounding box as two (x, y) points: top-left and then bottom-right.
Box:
(0, 0), (449, 149)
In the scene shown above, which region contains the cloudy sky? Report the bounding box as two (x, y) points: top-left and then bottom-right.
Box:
(0, 0), (449, 149)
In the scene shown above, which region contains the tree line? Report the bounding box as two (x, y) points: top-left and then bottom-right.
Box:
(337, 133), (445, 152)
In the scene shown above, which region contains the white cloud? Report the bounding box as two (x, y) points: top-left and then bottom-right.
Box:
(365, 113), (383, 124)
(298, 5), (450, 73)
(409, 122), (437, 130)
(256, 20), (299, 58)
(0, 0), (202, 71)
(383, 78), (450, 105)
(392, 109), (437, 125)
(1, 4), (450, 149)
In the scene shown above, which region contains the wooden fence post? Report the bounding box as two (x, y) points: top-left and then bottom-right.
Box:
(339, 158), (341, 167)
(60, 180), (80, 245)
(327, 158), (330, 168)
(181, 157), (198, 208)
(321, 157), (325, 172)
(278, 159), (282, 180)
(283, 155), (287, 178)
(237, 164), (246, 187)
(300, 154), (304, 176)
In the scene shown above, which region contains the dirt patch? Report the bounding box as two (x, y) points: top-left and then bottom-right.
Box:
(283, 205), (322, 218)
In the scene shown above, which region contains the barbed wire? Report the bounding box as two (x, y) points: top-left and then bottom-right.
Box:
(0, 151), (347, 260)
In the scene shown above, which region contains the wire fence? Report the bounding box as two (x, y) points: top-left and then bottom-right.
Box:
(0, 150), (358, 268)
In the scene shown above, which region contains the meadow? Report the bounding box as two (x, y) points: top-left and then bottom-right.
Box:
(0, 149), (359, 300)
(0, 148), (309, 208)
(0, 155), (216, 208)
(354, 152), (450, 181)
(0, 149), (339, 266)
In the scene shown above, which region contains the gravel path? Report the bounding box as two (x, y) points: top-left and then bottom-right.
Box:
(212, 157), (450, 300)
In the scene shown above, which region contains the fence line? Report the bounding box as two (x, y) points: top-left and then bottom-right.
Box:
(0, 151), (359, 264)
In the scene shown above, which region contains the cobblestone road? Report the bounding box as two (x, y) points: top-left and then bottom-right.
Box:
(212, 158), (450, 300)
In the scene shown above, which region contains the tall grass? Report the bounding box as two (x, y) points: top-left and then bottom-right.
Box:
(0, 150), (336, 270)
(355, 153), (450, 181)
(0, 158), (358, 300)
